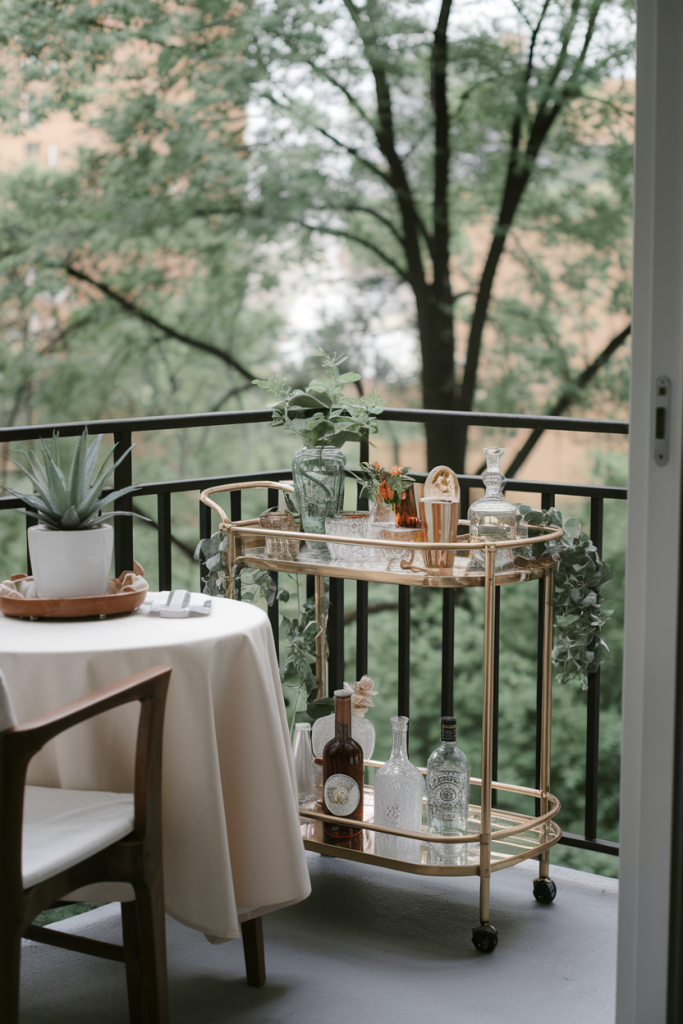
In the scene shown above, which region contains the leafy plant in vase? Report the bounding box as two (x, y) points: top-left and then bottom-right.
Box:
(254, 351), (383, 550)
(360, 462), (416, 527)
(359, 462), (421, 565)
(3, 429), (144, 599)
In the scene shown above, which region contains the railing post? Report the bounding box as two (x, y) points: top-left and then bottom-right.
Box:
(198, 499), (212, 590)
(267, 487), (280, 661)
(25, 512), (37, 575)
(230, 491), (242, 601)
(356, 580), (368, 679)
(328, 577), (344, 691)
(585, 495), (604, 842)
(398, 585), (410, 719)
(441, 589), (455, 717)
(536, 491), (555, 816)
(492, 587), (501, 808)
(157, 493), (172, 591)
(113, 431), (134, 577)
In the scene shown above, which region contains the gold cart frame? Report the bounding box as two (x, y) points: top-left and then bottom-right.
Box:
(201, 481), (563, 949)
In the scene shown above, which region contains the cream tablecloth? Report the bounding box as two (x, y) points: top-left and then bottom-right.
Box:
(0, 597), (311, 942)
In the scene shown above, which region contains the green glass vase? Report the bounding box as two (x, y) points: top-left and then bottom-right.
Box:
(291, 446), (346, 552)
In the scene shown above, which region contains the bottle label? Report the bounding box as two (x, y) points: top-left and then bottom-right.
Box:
(324, 774), (361, 817)
(428, 770), (466, 820)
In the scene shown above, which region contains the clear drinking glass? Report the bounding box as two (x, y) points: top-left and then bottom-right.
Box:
(325, 511), (371, 564)
(467, 447), (517, 572)
(259, 508), (300, 560)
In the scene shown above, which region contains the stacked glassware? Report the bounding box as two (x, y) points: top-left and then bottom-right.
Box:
(325, 511), (372, 564)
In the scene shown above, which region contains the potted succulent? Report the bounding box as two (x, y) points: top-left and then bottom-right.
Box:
(3, 429), (144, 599)
(254, 351), (384, 541)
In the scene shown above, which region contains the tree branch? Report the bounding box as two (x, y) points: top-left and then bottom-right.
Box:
(309, 65), (376, 129)
(342, 0), (431, 274)
(65, 266), (257, 383)
(504, 322), (631, 478)
(340, 204), (406, 246)
(431, 0), (453, 291)
(460, 2), (603, 417)
(284, 217), (409, 280)
(312, 125), (392, 184)
(132, 500), (196, 561)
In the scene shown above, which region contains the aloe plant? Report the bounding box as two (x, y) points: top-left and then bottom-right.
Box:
(3, 428), (145, 530)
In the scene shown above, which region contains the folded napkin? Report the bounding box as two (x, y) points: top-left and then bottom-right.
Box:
(141, 591), (212, 618)
(0, 572), (148, 601)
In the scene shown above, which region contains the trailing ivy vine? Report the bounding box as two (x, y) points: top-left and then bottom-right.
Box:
(519, 506), (613, 687)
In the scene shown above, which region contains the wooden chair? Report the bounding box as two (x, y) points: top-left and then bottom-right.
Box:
(0, 665), (172, 1024)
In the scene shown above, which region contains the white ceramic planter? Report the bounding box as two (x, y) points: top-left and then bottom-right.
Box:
(28, 524), (114, 599)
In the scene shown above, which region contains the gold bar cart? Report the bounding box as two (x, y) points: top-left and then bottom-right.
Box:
(200, 481), (563, 953)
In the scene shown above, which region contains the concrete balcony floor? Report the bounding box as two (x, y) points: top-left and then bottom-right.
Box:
(20, 853), (618, 1024)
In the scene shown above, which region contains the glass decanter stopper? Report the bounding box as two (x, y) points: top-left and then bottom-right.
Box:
(467, 447), (517, 571)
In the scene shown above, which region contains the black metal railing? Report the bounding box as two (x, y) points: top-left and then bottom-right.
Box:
(0, 407), (627, 858)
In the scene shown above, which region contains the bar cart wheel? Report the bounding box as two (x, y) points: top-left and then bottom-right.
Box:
(471, 924), (498, 953)
(532, 877), (557, 904)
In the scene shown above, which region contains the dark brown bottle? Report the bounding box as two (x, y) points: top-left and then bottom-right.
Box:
(322, 689), (364, 838)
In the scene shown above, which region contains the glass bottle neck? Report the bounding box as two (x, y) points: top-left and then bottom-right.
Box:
(390, 722), (409, 759)
(334, 695), (352, 741)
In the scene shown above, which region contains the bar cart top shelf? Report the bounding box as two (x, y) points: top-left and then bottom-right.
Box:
(199, 479), (563, 590)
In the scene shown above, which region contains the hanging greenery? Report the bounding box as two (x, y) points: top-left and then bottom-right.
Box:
(519, 506), (614, 687)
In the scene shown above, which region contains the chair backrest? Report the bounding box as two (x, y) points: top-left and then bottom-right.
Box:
(0, 669), (17, 732)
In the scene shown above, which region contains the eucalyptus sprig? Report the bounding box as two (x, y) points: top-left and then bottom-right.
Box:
(253, 350), (384, 449)
(519, 505), (613, 688)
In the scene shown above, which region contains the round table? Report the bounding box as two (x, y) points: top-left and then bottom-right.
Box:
(0, 597), (311, 942)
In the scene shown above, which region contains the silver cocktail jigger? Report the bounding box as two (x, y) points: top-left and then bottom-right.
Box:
(419, 497), (460, 568)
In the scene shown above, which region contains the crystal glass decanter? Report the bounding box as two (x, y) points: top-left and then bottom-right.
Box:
(374, 717), (425, 831)
(467, 447), (517, 572)
(373, 716), (426, 861)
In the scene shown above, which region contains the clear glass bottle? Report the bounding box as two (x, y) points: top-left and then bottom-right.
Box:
(292, 722), (315, 807)
(426, 717), (470, 836)
(322, 690), (365, 838)
(374, 716), (425, 833)
(468, 447), (517, 572)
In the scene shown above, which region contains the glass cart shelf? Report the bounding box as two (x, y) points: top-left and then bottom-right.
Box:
(200, 480), (564, 954)
(300, 778), (561, 878)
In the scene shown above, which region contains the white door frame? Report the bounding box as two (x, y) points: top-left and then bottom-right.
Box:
(616, 1), (683, 1020)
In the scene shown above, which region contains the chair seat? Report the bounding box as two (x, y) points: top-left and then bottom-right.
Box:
(22, 786), (135, 889)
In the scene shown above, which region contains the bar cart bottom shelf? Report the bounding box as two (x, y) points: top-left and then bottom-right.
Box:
(300, 785), (561, 952)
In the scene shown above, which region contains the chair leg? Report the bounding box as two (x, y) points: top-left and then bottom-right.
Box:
(121, 901), (145, 1024)
(0, 913), (23, 1024)
(133, 875), (169, 1024)
(241, 916), (266, 988)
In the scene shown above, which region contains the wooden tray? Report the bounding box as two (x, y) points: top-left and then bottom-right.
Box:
(0, 575), (149, 619)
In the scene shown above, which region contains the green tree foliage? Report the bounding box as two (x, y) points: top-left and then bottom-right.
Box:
(237, 0), (635, 468)
(1, 1), (633, 471)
